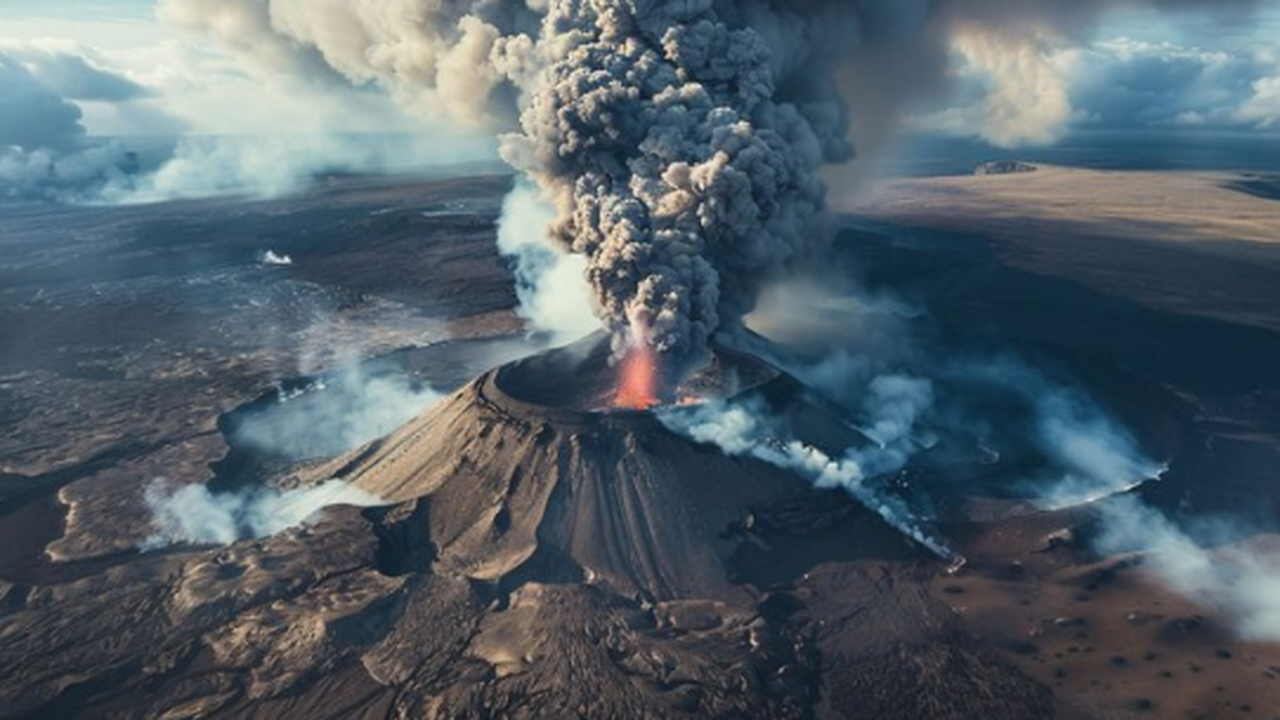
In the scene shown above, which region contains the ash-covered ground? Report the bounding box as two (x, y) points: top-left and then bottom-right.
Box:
(2, 169), (1280, 719)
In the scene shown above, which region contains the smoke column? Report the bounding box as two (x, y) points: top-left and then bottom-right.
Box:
(497, 2), (856, 359)
(160, 0), (1258, 360)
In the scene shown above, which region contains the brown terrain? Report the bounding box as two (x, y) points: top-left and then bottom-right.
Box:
(1, 167), (1279, 718)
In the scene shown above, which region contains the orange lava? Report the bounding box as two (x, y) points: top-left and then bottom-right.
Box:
(614, 344), (660, 410)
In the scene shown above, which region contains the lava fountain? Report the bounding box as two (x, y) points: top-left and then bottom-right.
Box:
(613, 344), (661, 411)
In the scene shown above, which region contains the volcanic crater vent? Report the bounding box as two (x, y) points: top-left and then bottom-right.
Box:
(311, 333), (910, 601)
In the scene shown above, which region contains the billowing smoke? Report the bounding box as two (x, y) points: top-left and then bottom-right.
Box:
(944, 357), (1167, 508)
(496, 2), (857, 359)
(1095, 494), (1280, 641)
(15, 0), (1252, 355)
(142, 477), (381, 548)
(150, 0), (863, 358)
(231, 363), (443, 462)
(259, 249), (294, 266)
(158, 0), (1253, 359)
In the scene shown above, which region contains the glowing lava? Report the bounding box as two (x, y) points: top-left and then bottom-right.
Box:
(614, 344), (660, 410)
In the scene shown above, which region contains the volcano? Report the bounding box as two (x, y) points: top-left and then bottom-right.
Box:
(309, 333), (905, 602)
(0, 335), (1059, 720)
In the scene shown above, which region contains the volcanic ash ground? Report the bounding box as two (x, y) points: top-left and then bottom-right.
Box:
(0, 336), (1055, 719)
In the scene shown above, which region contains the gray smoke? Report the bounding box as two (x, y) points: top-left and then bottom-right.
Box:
(497, 1), (857, 358)
(158, 0), (1255, 360)
(142, 477), (382, 548)
(0, 51), (139, 203)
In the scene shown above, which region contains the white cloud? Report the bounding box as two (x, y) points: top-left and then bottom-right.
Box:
(1237, 74), (1280, 128)
(948, 27), (1078, 148)
(911, 25), (1280, 145)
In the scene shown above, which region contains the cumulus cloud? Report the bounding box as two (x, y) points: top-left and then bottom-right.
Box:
(1237, 74), (1280, 128)
(142, 478), (382, 548)
(0, 52), (86, 152)
(914, 28), (1280, 142)
(9, 45), (149, 102)
(919, 28), (1079, 147)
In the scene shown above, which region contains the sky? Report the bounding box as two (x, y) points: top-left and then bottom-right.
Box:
(1, 1), (1278, 203)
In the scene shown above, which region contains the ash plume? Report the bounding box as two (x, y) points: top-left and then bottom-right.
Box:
(497, 1), (856, 358)
(159, 0), (1257, 360)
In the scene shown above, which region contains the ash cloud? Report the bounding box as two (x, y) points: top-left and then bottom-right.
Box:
(142, 478), (381, 548)
(156, 0), (1256, 360)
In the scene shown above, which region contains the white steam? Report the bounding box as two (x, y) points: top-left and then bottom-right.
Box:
(1095, 494), (1280, 641)
(659, 394), (954, 560)
(259, 249), (293, 266)
(1033, 389), (1166, 508)
(232, 364), (442, 462)
(495, 180), (600, 344)
(949, 357), (1165, 507)
(142, 477), (382, 548)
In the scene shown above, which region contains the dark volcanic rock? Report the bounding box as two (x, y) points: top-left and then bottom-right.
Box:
(0, 338), (1058, 719)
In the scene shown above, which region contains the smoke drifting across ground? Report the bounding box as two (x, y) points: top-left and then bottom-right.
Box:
(1096, 495), (1280, 641)
(232, 363), (444, 462)
(659, 394), (955, 560)
(657, 273), (1169, 560)
(739, 277), (1280, 641)
(142, 478), (381, 548)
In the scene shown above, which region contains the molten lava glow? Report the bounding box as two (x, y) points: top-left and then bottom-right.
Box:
(614, 345), (660, 410)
